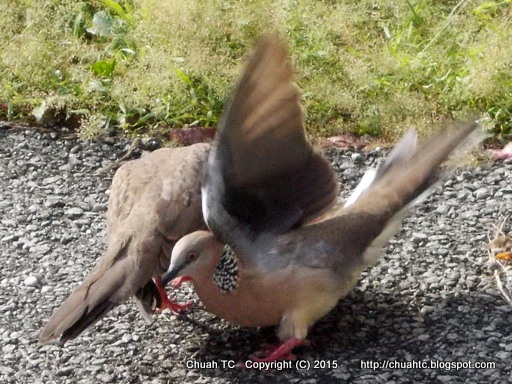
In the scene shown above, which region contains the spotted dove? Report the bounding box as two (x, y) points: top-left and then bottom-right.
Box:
(161, 35), (481, 361)
(39, 144), (209, 345)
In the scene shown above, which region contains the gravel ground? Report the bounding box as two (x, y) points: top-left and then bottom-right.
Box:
(1, 124), (512, 383)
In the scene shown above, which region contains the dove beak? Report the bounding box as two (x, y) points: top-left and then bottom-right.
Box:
(161, 265), (184, 286)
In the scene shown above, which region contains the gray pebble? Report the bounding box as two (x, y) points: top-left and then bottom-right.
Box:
(475, 187), (491, 199)
(2, 344), (16, 353)
(97, 373), (115, 383)
(2, 219), (16, 227)
(351, 153), (364, 163)
(92, 203), (107, 212)
(24, 275), (42, 288)
(65, 207), (84, 219)
(55, 367), (74, 377)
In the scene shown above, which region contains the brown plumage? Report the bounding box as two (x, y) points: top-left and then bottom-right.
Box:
(39, 144), (209, 345)
(162, 36), (481, 361)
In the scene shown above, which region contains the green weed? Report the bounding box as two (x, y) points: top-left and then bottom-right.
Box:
(0, 0), (510, 141)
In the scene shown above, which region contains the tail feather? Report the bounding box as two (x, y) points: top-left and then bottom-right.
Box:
(39, 267), (123, 345)
(57, 300), (116, 346)
(361, 120), (480, 215)
(345, 128), (418, 207)
(39, 239), (155, 345)
(331, 120), (482, 267)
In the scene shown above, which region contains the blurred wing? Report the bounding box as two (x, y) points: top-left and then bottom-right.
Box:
(203, 35), (338, 246)
(345, 129), (418, 207)
(329, 121), (480, 268)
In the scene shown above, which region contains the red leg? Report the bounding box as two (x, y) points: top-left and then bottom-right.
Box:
(249, 338), (306, 362)
(154, 277), (193, 313)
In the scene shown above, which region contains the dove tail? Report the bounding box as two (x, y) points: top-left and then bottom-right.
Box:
(331, 120), (481, 267)
(39, 240), (145, 345)
(367, 121), (480, 264)
(374, 120), (480, 211)
(38, 276), (119, 345)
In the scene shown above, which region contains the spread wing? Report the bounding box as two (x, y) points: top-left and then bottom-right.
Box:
(202, 35), (338, 250)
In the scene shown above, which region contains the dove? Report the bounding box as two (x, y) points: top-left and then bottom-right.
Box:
(160, 35), (480, 362)
(39, 144), (209, 345)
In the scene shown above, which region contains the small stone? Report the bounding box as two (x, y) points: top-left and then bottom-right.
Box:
(92, 203), (107, 212)
(122, 334), (132, 343)
(27, 204), (39, 214)
(77, 201), (91, 211)
(351, 153), (364, 164)
(459, 171), (472, 180)
(457, 190), (471, 200)
(2, 219), (16, 227)
(2, 235), (17, 242)
(474, 187), (490, 199)
(412, 232), (428, 243)
(438, 375), (455, 383)
(17, 215), (27, 223)
(65, 207), (84, 219)
(44, 197), (65, 208)
(60, 234), (73, 244)
(98, 373), (114, 383)
(0, 367), (14, 375)
(420, 305), (435, 314)
(25, 224), (38, 232)
(33, 244), (51, 255)
(42, 176), (61, 185)
(56, 367), (74, 377)
(2, 344), (16, 353)
(24, 275), (42, 288)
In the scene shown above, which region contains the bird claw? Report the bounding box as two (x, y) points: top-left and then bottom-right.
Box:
(249, 352), (297, 362)
(249, 343), (296, 361)
(245, 338), (306, 363)
(153, 277), (193, 314)
(159, 298), (193, 313)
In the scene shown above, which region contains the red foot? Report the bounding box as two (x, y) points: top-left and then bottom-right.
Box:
(153, 277), (193, 313)
(249, 338), (306, 362)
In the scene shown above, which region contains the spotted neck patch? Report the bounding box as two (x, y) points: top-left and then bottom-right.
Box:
(212, 244), (239, 293)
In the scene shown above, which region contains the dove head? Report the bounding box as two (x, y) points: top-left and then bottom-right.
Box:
(162, 230), (224, 285)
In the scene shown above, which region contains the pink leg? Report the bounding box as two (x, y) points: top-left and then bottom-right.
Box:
(249, 338), (306, 362)
(153, 277), (193, 313)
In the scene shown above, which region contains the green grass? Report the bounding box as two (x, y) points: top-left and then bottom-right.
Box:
(1, 0), (511, 141)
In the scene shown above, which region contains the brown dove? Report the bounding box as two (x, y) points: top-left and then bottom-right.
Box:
(160, 35), (481, 361)
(39, 144), (209, 345)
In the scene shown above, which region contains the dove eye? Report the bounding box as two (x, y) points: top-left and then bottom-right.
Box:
(186, 252), (198, 263)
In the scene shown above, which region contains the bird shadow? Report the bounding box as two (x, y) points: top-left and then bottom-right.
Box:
(166, 286), (508, 381)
